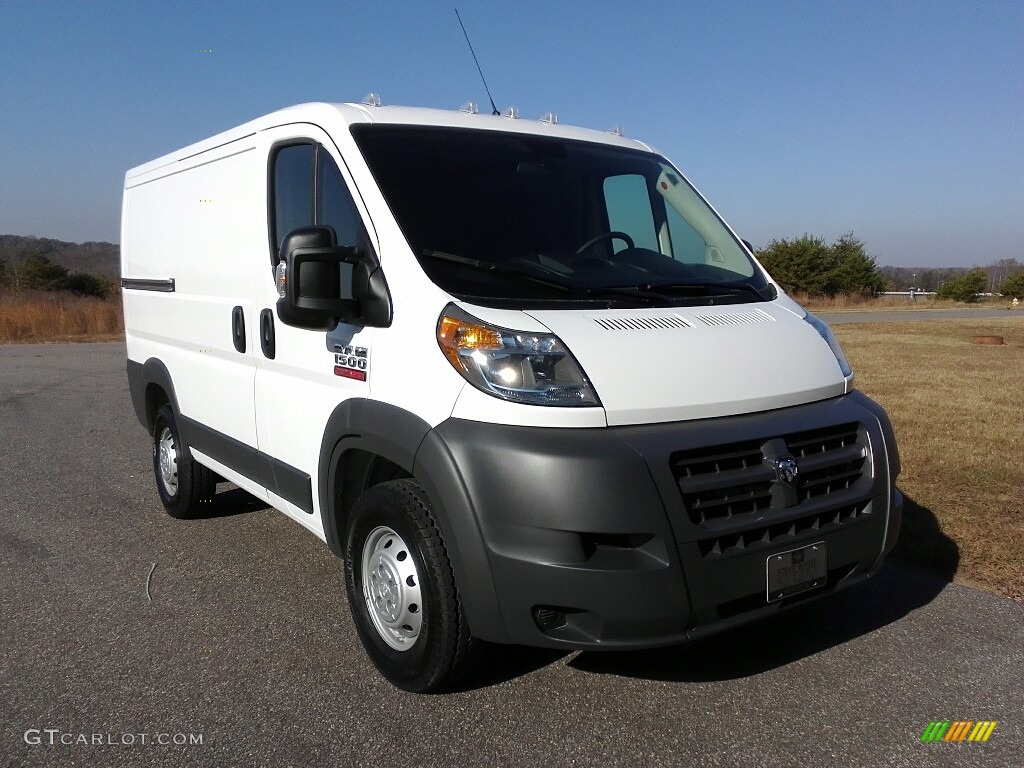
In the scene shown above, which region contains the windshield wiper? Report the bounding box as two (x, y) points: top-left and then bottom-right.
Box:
(421, 250), (571, 293)
(702, 281), (776, 300)
(579, 285), (675, 306)
(422, 249), (486, 268)
(421, 251), (759, 306)
(603, 280), (776, 302)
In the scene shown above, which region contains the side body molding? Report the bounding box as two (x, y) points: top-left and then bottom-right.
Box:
(126, 357), (312, 512)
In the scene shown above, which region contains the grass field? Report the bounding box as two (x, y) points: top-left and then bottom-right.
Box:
(0, 290), (123, 342)
(835, 317), (1024, 601)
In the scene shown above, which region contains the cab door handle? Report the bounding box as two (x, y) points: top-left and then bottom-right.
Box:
(231, 306), (246, 353)
(260, 308), (276, 359)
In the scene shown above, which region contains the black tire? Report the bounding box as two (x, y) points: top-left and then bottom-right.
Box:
(344, 479), (479, 693)
(152, 404), (215, 519)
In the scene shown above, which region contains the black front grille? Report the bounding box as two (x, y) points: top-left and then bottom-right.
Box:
(786, 423), (865, 502)
(671, 440), (773, 523)
(786, 422), (860, 457)
(670, 422), (869, 536)
(697, 502), (868, 558)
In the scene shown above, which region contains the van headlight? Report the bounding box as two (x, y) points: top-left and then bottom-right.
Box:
(804, 312), (853, 378)
(437, 306), (600, 406)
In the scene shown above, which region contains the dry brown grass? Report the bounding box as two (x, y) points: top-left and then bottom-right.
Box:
(796, 292), (1010, 312)
(0, 290), (124, 343)
(834, 317), (1024, 600)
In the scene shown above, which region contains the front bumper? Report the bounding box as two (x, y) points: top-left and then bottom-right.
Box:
(422, 390), (902, 649)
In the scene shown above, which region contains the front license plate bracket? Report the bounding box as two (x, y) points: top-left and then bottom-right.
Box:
(766, 541), (827, 602)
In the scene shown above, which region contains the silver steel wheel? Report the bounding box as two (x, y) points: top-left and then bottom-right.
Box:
(157, 426), (179, 497)
(361, 525), (423, 651)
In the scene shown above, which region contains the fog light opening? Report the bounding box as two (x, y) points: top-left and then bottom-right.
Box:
(533, 607), (568, 632)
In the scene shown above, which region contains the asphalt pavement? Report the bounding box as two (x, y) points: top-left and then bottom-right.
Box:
(1, 342), (1022, 767)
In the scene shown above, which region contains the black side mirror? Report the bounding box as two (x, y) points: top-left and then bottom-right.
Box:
(741, 239), (756, 255)
(276, 226), (360, 330)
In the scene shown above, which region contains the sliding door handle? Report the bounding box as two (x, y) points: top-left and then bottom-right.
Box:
(260, 308), (276, 359)
(231, 306), (246, 353)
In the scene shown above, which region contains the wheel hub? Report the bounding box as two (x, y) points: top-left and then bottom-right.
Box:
(157, 427), (178, 495)
(361, 526), (423, 651)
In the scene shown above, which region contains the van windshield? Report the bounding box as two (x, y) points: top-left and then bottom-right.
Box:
(351, 125), (771, 308)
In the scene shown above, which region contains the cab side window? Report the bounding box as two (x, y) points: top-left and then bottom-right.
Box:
(270, 142), (371, 264)
(272, 143), (315, 255)
(317, 155), (362, 249)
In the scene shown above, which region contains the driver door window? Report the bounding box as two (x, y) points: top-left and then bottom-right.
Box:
(272, 144), (315, 255)
(317, 154), (364, 250)
(270, 142), (371, 262)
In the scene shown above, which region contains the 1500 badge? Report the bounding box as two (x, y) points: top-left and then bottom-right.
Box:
(333, 346), (368, 381)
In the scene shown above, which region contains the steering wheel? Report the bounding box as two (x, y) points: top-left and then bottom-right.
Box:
(575, 231), (635, 255)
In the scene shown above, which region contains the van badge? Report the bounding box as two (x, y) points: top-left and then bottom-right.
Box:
(333, 346), (368, 381)
(772, 456), (799, 486)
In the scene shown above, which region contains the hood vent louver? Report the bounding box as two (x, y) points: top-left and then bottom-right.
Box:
(591, 315), (692, 331)
(694, 309), (774, 327)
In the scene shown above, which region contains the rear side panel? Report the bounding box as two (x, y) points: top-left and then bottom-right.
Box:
(122, 142), (264, 454)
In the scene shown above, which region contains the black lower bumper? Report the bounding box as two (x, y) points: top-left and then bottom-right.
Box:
(420, 390), (902, 649)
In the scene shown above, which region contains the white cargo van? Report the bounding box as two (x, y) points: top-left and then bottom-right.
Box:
(122, 100), (902, 692)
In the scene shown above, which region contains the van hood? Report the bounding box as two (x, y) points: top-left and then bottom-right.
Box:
(524, 304), (849, 426)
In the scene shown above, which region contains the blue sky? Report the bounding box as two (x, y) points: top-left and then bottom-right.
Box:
(0, 0), (1020, 267)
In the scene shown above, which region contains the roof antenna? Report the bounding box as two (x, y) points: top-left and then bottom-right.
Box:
(455, 8), (499, 116)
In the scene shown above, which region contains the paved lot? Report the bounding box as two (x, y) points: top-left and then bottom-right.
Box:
(1, 342), (1022, 767)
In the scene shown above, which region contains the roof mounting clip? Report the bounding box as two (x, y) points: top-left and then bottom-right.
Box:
(361, 92), (382, 107)
(608, 125), (624, 137)
(540, 112), (559, 125)
(502, 106), (519, 119)
(459, 101), (479, 114)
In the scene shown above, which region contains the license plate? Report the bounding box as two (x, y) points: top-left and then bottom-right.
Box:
(766, 542), (827, 602)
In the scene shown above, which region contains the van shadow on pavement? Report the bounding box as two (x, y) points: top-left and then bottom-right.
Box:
(181, 481), (958, 690)
(888, 493), (959, 582)
(569, 493), (957, 684)
(456, 493), (957, 689)
(186, 485), (273, 520)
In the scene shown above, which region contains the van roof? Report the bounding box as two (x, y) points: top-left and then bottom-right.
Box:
(341, 101), (650, 147)
(125, 101), (656, 181)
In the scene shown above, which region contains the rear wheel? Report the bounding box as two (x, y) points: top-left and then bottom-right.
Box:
(344, 479), (479, 692)
(152, 404), (215, 519)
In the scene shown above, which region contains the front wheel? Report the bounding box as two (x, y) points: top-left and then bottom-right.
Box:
(344, 479), (479, 692)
